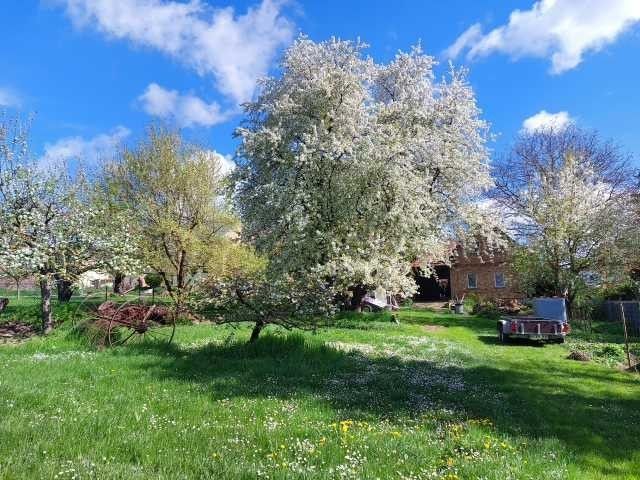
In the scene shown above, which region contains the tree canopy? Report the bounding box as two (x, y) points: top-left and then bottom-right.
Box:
(491, 125), (636, 313)
(103, 127), (238, 312)
(0, 117), (139, 331)
(234, 37), (494, 308)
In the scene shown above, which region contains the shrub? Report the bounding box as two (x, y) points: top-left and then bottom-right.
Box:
(472, 299), (501, 319)
(144, 273), (164, 290)
(601, 280), (639, 301)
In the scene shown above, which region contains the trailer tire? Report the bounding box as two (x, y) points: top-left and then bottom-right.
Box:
(498, 323), (509, 344)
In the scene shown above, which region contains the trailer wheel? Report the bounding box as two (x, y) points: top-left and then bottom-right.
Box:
(498, 323), (509, 344)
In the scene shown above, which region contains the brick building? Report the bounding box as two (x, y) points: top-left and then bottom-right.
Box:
(449, 243), (520, 301)
(413, 242), (521, 302)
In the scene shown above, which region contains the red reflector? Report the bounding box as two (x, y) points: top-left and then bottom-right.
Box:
(510, 322), (517, 333)
(562, 323), (571, 333)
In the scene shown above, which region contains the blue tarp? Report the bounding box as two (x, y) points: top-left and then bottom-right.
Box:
(533, 297), (568, 322)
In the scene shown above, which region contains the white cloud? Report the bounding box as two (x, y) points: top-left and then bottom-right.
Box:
(139, 83), (231, 127)
(445, 0), (640, 73)
(443, 24), (483, 60)
(522, 110), (572, 133)
(59, 0), (294, 104)
(0, 87), (20, 107)
(39, 126), (130, 169)
(204, 150), (235, 175)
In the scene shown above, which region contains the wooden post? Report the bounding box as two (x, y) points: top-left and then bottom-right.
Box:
(152, 287), (155, 303)
(620, 303), (632, 370)
(105, 285), (108, 301)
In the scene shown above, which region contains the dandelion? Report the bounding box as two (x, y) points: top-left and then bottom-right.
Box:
(339, 420), (354, 433)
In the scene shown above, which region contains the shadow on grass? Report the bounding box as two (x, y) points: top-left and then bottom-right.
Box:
(477, 335), (546, 348)
(126, 332), (640, 473)
(0, 297), (93, 331)
(401, 310), (496, 334)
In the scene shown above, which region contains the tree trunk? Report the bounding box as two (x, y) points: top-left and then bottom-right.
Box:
(15, 279), (20, 299)
(56, 279), (74, 302)
(565, 292), (575, 321)
(349, 285), (368, 312)
(176, 251), (187, 290)
(249, 320), (265, 343)
(40, 278), (54, 334)
(175, 251), (187, 314)
(113, 272), (124, 294)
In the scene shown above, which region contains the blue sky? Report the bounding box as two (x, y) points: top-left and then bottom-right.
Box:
(1, 0), (639, 169)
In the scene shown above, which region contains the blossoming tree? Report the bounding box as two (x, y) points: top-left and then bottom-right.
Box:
(0, 118), (140, 332)
(234, 37), (494, 309)
(491, 126), (636, 316)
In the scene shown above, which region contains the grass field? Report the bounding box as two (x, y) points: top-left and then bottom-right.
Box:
(1, 301), (639, 479)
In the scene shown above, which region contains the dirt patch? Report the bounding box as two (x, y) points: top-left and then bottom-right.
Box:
(0, 322), (37, 343)
(413, 302), (449, 311)
(423, 324), (446, 333)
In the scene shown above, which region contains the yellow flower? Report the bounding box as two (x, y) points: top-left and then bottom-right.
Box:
(391, 431), (402, 438)
(446, 457), (455, 467)
(339, 420), (353, 433)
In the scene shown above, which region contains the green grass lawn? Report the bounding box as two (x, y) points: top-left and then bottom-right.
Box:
(1, 304), (639, 479)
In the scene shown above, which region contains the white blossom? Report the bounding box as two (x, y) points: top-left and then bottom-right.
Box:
(235, 37), (494, 299)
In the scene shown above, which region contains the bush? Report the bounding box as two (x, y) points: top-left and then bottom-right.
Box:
(601, 280), (639, 301)
(400, 297), (414, 308)
(144, 273), (164, 289)
(472, 299), (501, 319)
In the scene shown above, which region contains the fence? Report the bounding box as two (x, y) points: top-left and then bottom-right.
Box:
(603, 301), (640, 336)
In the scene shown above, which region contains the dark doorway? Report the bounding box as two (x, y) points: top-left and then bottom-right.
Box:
(413, 265), (451, 301)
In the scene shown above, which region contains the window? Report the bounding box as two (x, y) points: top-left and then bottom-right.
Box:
(467, 273), (477, 289)
(495, 272), (506, 288)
